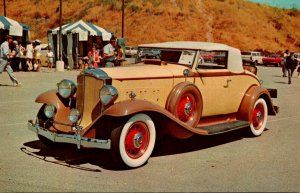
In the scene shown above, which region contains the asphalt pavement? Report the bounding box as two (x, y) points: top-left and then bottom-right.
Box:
(0, 66), (299, 192)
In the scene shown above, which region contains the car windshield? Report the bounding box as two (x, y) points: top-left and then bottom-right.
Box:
(137, 47), (196, 67)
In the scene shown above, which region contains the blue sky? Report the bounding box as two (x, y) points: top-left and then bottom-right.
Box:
(248, 0), (300, 9)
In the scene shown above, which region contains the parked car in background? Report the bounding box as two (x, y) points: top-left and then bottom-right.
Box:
(262, 54), (283, 67)
(125, 46), (138, 57)
(28, 41), (278, 168)
(241, 51), (263, 66)
(139, 48), (161, 59)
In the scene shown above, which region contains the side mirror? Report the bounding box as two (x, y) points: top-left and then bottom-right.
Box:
(183, 69), (192, 77)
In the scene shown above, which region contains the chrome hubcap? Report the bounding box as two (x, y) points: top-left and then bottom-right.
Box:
(133, 133), (144, 148)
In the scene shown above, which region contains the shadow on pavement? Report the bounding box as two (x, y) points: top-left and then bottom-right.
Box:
(274, 81), (288, 84)
(21, 126), (266, 171)
(0, 84), (12, 87)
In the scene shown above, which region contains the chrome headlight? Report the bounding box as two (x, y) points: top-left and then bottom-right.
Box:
(57, 79), (76, 98)
(68, 108), (81, 123)
(44, 104), (56, 118)
(100, 85), (118, 105)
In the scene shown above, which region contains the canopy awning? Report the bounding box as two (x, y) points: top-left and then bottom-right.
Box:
(0, 16), (30, 36)
(49, 20), (113, 41)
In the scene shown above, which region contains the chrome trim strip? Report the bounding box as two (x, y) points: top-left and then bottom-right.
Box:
(27, 120), (111, 150)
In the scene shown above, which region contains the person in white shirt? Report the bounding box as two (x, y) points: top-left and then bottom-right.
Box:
(46, 47), (54, 71)
(102, 37), (117, 67)
(26, 41), (34, 71)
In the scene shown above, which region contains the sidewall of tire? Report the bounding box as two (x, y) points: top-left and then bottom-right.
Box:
(118, 113), (156, 168)
(250, 98), (268, 136)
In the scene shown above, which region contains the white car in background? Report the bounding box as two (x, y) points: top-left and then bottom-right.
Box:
(125, 46), (138, 57)
(241, 51), (263, 66)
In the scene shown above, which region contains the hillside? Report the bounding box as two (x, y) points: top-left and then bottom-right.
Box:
(2, 0), (300, 52)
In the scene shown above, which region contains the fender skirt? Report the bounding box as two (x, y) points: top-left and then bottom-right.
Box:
(237, 85), (278, 122)
(82, 99), (209, 139)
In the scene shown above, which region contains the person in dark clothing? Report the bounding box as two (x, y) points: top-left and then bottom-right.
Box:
(285, 52), (298, 84)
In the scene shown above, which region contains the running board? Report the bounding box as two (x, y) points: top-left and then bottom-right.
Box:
(197, 120), (250, 135)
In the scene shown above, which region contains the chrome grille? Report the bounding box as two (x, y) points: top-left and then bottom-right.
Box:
(77, 74), (104, 127)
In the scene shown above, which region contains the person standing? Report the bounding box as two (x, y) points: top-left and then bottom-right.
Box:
(286, 52), (297, 84)
(282, 49), (289, 77)
(25, 41), (34, 71)
(102, 37), (117, 67)
(33, 40), (41, 71)
(46, 47), (54, 71)
(10, 40), (20, 72)
(0, 35), (21, 87)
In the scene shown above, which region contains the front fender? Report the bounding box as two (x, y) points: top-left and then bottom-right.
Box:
(82, 99), (209, 139)
(35, 89), (72, 132)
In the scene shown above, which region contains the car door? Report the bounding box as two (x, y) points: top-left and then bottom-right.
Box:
(195, 50), (239, 117)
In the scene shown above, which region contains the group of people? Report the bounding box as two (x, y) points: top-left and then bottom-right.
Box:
(281, 49), (299, 84)
(86, 36), (124, 69)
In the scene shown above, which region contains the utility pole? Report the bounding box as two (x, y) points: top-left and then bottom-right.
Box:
(122, 0), (124, 38)
(4, 0), (6, 16)
(56, 0), (64, 71)
(59, 0), (62, 61)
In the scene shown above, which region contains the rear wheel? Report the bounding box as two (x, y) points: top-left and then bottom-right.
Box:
(111, 113), (156, 168)
(249, 98), (268, 136)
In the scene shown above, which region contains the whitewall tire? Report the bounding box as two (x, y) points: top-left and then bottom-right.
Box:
(111, 113), (156, 168)
(250, 98), (268, 136)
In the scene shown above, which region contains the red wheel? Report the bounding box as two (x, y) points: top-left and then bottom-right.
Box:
(124, 121), (150, 159)
(250, 98), (268, 136)
(177, 93), (196, 123)
(166, 82), (202, 127)
(111, 114), (156, 168)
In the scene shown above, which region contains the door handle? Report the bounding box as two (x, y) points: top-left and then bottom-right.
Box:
(224, 79), (232, 88)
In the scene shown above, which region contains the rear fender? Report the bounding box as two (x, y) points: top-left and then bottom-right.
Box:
(82, 100), (209, 139)
(237, 85), (277, 122)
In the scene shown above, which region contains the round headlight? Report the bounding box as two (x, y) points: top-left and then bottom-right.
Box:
(57, 79), (77, 98)
(100, 85), (118, 106)
(68, 108), (81, 123)
(44, 104), (56, 118)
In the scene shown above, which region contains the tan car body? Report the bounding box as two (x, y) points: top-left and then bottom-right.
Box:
(34, 42), (277, 139)
(29, 41), (278, 167)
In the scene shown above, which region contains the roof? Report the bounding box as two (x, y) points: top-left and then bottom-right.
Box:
(0, 16), (30, 31)
(138, 41), (234, 51)
(139, 41), (244, 73)
(48, 20), (113, 40)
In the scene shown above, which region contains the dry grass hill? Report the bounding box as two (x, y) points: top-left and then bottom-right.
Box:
(2, 0), (300, 53)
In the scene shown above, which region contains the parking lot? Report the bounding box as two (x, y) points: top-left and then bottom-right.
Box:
(0, 66), (299, 192)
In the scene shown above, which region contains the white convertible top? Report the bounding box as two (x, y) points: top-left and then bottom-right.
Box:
(139, 41), (244, 73)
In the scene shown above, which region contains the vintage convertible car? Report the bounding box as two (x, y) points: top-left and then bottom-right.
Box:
(28, 41), (278, 168)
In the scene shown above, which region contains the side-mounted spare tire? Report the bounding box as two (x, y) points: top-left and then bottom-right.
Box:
(166, 82), (202, 127)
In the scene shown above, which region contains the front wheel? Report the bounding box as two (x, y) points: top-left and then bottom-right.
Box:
(111, 113), (156, 168)
(249, 98), (268, 136)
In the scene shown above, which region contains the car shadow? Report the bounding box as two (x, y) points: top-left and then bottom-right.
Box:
(21, 127), (267, 171)
(274, 81), (288, 84)
(0, 84), (12, 87)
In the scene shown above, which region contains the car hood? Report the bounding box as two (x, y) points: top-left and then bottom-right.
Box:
(100, 64), (188, 80)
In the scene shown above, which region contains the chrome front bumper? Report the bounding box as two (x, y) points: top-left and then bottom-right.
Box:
(27, 120), (111, 149)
